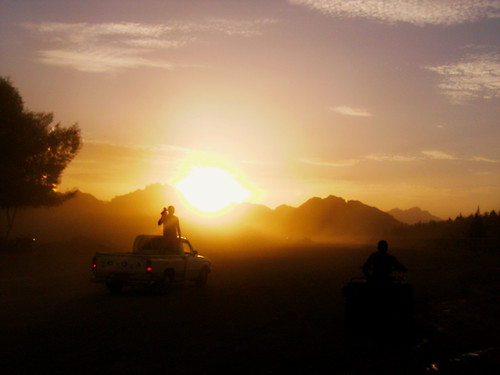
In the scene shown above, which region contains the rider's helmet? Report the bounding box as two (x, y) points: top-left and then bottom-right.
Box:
(377, 240), (388, 253)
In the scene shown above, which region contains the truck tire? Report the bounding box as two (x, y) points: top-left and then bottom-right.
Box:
(196, 268), (209, 288)
(106, 281), (123, 294)
(155, 270), (173, 294)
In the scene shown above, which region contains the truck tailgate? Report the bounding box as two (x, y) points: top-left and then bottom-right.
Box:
(95, 253), (147, 274)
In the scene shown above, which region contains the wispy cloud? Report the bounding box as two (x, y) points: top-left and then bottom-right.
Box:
(420, 150), (500, 162)
(289, 0), (500, 26)
(470, 156), (500, 163)
(298, 157), (360, 167)
(22, 19), (277, 72)
(421, 150), (457, 160)
(84, 139), (194, 154)
(365, 153), (415, 162)
(202, 18), (277, 37)
(39, 48), (174, 73)
(426, 53), (500, 104)
(299, 150), (498, 168)
(330, 105), (373, 117)
(242, 159), (282, 166)
(66, 140), (195, 182)
(126, 38), (190, 49)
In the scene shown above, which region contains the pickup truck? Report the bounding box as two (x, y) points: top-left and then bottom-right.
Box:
(92, 235), (211, 293)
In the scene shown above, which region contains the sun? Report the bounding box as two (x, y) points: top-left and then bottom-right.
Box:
(174, 166), (250, 213)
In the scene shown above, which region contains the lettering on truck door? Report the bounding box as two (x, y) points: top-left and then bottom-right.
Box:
(183, 241), (200, 280)
(174, 240), (187, 281)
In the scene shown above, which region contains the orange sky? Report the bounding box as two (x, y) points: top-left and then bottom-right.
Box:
(1, 1), (499, 218)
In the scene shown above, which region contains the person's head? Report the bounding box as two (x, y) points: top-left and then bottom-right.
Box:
(168, 205), (175, 214)
(377, 240), (388, 253)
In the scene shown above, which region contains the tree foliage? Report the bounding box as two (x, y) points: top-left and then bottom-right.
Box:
(389, 209), (500, 252)
(0, 76), (82, 240)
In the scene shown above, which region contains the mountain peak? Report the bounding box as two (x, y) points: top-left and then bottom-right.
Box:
(108, 183), (180, 215)
(388, 207), (442, 225)
(299, 195), (346, 209)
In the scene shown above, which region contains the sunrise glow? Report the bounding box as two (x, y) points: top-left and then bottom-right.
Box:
(2, 1), (499, 218)
(1, 2), (499, 371)
(174, 166), (250, 214)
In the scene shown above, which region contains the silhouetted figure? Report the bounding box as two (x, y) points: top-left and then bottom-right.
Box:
(158, 205), (181, 239)
(343, 240), (413, 335)
(362, 240), (407, 282)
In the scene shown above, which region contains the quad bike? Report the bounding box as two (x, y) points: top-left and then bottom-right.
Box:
(342, 272), (413, 333)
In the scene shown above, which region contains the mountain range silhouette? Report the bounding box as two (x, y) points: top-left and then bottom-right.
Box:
(4, 183), (442, 247)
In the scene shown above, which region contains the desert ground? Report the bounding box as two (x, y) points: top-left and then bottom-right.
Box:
(1, 238), (499, 374)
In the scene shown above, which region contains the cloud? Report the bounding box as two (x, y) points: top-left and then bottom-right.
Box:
(126, 38), (190, 49)
(26, 22), (166, 41)
(298, 157), (360, 167)
(203, 18), (277, 37)
(64, 140), (195, 184)
(421, 150), (457, 160)
(365, 153), (415, 162)
(330, 106), (373, 117)
(422, 150), (500, 162)
(426, 53), (500, 104)
(84, 139), (194, 154)
(22, 19), (276, 72)
(299, 150), (498, 168)
(39, 48), (174, 73)
(242, 159), (281, 166)
(470, 156), (499, 163)
(289, 0), (500, 26)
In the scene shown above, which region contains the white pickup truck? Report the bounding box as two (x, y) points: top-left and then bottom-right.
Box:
(92, 235), (211, 293)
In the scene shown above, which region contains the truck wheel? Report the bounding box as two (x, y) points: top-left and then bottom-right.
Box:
(196, 268), (209, 288)
(155, 271), (173, 294)
(106, 281), (123, 294)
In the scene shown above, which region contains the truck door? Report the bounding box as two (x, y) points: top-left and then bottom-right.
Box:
(173, 240), (187, 281)
(182, 241), (200, 280)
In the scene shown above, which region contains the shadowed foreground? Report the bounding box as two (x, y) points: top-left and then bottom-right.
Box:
(1, 239), (499, 374)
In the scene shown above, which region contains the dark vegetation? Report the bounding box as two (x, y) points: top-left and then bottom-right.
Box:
(389, 209), (500, 252)
(0, 76), (82, 242)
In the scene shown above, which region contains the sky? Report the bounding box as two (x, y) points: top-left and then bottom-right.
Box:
(1, 0), (499, 218)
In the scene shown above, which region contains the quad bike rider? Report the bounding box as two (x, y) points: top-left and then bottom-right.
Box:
(343, 240), (413, 333)
(361, 240), (407, 282)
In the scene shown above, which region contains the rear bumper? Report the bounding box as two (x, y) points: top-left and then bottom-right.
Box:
(92, 272), (162, 286)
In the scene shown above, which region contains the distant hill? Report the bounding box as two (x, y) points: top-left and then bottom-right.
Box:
(60, 191), (107, 213)
(388, 207), (442, 225)
(107, 183), (182, 215)
(231, 195), (402, 243)
(4, 185), (404, 247)
(269, 195), (401, 243)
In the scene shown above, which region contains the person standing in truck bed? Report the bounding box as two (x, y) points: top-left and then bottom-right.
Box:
(158, 205), (181, 239)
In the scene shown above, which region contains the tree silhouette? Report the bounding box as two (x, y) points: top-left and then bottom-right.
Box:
(0, 77), (82, 241)
(389, 207), (500, 252)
